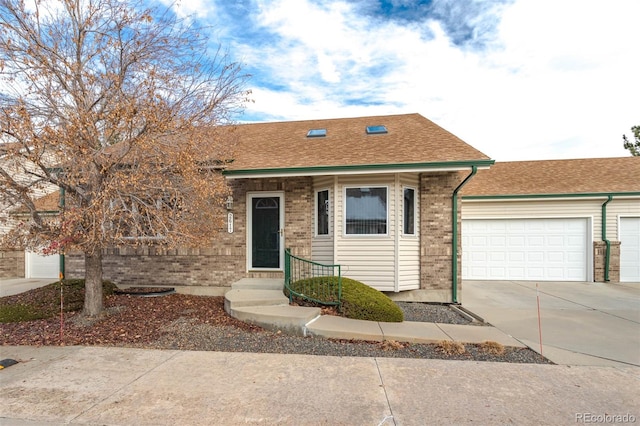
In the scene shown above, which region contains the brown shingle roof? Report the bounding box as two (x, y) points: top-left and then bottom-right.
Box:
(12, 191), (60, 214)
(227, 113), (490, 172)
(462, 157), (640, 196)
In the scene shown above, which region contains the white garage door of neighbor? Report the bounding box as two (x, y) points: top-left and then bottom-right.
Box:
(620, 217), (640, 282)
(26, 252), (60, 279)
(462, 218), (588, 281)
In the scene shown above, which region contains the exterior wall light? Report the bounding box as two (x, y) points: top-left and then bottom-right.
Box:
(226, 195), (234, 211)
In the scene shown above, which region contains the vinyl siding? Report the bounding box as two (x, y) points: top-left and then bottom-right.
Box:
(612, 198), (640, 239)
(336, 174), (396, 291)
(311, 173), (422, 292)
(398, 174), (420, 290)
(462, 199), (600, 239)
(462, 197), (640, 242)
(1, 155), (57, 236)
(311, 176), (335, 264)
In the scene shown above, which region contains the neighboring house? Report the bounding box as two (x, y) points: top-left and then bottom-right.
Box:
(461, 157), (640, 283)
(0, 144), (60, 279)
(64, 113), (494, 302)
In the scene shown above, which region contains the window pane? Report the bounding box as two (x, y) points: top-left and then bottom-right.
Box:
(345, 187), (387, 235)
(404, 188), (415, 235)
(317, 190), (329, 235)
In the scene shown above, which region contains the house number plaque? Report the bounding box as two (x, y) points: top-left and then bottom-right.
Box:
(227, 212), (234, 233)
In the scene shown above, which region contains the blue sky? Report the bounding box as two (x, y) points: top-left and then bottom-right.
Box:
(163, 0), (639, 161)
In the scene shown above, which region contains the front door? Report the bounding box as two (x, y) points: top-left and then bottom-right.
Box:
(248, 192), (284, 270)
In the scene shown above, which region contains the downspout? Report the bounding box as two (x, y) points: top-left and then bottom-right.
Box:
(601, 195), (613, 282)
(59, 187), (65, 280)
(452, 166), (477, 304)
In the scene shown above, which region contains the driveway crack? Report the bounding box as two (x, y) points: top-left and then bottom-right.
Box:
(374, 358), (396, 426)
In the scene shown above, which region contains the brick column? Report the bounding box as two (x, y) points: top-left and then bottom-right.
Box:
(419, 172), (462, 299)
(594, 241), (621, 283)
(0, 249), (25, 278)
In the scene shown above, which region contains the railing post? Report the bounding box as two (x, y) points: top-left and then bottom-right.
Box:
(283, 251), (342, 307)
(284, 248), (291, 303)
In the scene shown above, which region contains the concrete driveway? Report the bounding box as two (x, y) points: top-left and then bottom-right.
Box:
(0, 278), (54, 297)
(461, 280), (640, 367)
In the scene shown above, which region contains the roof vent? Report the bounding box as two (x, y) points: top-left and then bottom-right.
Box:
(366, 125), (387, 134)
(307, 128), (327, 137)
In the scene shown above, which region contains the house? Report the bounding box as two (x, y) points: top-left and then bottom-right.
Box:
(0, 143), (60, 279)
(461, 157), (640, 283)
(62, 113), (494, 303)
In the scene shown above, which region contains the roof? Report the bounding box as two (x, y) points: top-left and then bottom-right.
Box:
(11, 191), (60, 214)
(226, 113), (491, 176)
(462, 157), (640, 198)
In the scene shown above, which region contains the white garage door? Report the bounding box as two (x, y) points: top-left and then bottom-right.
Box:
(462, 218), (588, 281)
(620, 217), (640, 282)
(26, 252), (60, 279)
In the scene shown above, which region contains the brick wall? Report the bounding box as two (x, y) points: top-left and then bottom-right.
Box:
(67, 177), (313, 287)
(0, 249), (25, 278)
(419, 172), (462, 297)
(594, 241), (621, 283)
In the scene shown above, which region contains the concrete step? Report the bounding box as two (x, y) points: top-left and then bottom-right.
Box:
(231, 278), (284, 290)
(224, 289), (288, 312)
(229, 305), (321, 336)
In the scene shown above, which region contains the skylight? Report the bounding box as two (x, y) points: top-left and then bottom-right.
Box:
(366, 125), (387, 134)
(307, 128), (327, 137)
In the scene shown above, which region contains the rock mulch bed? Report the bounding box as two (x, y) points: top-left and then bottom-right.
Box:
(1, 293), (551, 364)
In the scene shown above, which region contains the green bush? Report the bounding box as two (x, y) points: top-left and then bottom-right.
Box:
(0, 279), (117, 323)
(287, 276), (404, 323)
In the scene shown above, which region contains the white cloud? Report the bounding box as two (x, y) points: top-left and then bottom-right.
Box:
(158, 0), (217, 19)
(236, 0), (640, 160)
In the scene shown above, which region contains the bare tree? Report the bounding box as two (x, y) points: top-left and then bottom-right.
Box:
(0, 0), (250, 316)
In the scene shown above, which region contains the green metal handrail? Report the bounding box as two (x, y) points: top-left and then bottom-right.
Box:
(284, 248), (342, 306)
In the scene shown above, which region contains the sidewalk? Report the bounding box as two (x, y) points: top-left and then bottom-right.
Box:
(1, 345), (638, 425)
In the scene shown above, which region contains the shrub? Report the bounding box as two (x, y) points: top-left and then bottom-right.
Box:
(286, 276), (404, 322)
(0, 279), (117, 323)
(436, 340), (466, 355)
(479, 340), (505, 355)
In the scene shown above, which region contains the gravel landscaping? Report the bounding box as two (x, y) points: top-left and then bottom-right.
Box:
(1, 292), (551, 364)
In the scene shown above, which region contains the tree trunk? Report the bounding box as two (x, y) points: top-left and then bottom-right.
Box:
(83, 250), (104, 317)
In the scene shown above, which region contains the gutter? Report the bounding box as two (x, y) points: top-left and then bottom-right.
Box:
(224, 159), (494, 179)
(463, 191), (640, 200)
(601, 195), (613, 282)
(452, 166), (477, 304)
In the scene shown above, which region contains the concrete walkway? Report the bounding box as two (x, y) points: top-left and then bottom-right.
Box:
(224, 278), (526, 348)
(462, 280), (640, 367)
(1, 345), (638, 425)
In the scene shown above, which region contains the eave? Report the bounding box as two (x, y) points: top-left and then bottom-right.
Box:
(224, 159), (495, 179)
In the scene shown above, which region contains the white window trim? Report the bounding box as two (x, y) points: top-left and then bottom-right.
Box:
(402, 185), (417, 237)
(343, 185), (389, 237)
(315, 188), (331, 237)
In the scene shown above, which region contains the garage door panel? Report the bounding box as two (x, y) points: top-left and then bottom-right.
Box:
(463, 218), (588, 281)
(490, 236), (506, 246)
(26, 252), (60, 279)
(527, 251), (544, 262)
(547, 236), (564, 246)
(509, 252), (525, 262)
(528, 236), (544, 247)
(508, 236), (525, 247)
